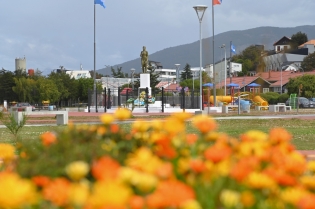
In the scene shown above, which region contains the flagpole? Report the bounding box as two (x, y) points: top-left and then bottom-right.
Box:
(212, 0), (216, 107)
(230, 41), (232, 84)
(93, 2), (98, 112)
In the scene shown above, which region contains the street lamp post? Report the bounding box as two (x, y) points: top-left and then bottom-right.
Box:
(220, 44), (227, 96)
(193, 5), (207, 111)
(130, 68), (135, 90)
(175, 64), (180, 84)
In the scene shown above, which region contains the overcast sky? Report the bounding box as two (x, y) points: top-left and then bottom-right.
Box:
(1, 0), (314, 73)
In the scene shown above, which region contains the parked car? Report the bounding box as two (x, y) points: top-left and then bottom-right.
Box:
(285, 97), (315, 108)
(309, 98), (315, 102)
(12, 102), (35, 111)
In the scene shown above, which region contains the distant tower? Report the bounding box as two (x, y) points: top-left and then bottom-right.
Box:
(15, 57), (26, 72)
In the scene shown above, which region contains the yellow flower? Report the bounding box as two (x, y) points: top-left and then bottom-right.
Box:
(300, 176), (315, 189)
(87, 180), (131, 208)
(150, 120), (164, 132)
(246, 172), (276, 189)
(126, 147), (162, 174)
(65, 161), (89, 181)
(281, 187), (307, 206)
(69, 182), (90, 206)
(0, 143), (15, 162)
(242, 130), (268, 142)
(307, 161), (315, 172)
(220, 189), (240, 208)
(132, 119), (150, 133)
(131, 172), (158, 192)
(180, 199), (202, 209)
(114, 108), (131, 120)
(170, 112), (193, 122)
(0, 172), (38, 208)
(99, 113), (114, 125)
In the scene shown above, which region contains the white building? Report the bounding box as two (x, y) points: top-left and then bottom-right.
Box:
(65, 70), (92, 79)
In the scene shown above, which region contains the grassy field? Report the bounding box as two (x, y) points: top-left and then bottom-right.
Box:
(1, 118), (315, 150)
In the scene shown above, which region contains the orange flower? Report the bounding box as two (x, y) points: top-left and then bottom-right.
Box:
(32, 175), (51, 187)
(40, 132), (56, 146)
(269, 127), (292, 144)
(240, 191), (255, 208)
(154, 135), (177, 159)
(155, 162), (173, 179)
(192, 115), (217, 134)
(42, 178), (70, 207)
(110, 124), (120, 133)
(129, 195), (145, 209)
(298, 193), (315, 209)
(170, 112), (193, 122)
(190, 158), (206, 173)
(91, 156), (120, 181)
(146, 180), (195, 209)
(186, 134), (198, 145)
(230, 160), (254, 182)
(204, 144), (232, 163)
(264, 168), (297, 186)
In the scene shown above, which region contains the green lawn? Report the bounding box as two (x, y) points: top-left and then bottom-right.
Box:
(1, 118), (315, 150)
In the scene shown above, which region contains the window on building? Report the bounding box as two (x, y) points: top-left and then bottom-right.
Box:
(263, 88), (269, 93)
(274, 87), (281, 93)
(277, 46), (280, 51)
(249, 88), (259, 93)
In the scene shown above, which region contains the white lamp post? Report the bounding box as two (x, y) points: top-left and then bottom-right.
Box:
(220, 44), (227, 96)
(193, 5), (207, 111)
(130, 68), (135, 90)
(175, 64), (180, 84)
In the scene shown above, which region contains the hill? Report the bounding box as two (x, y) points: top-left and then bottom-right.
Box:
(97, 25), (315, 75)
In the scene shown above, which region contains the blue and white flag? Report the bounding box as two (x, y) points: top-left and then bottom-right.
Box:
(95, 0), (105, 8)
(231, 44), (236, 54)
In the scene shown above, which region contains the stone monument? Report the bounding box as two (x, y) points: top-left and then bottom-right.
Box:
(139, 46), (151, 95)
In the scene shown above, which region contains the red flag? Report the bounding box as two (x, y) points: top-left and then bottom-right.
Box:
(213, 0), (222, 5)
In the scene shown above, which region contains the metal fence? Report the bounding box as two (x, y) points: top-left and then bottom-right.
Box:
(87, 87), (202, 112)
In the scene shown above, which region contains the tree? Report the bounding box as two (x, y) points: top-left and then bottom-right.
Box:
(77, 78), (94, 102)
(286, 74), (315, 98)
(36, 78), (61, 103)
(89, 71), (104, 79)
(232, 45), (264, 73)
(290, 31), (308, 49)
(0, 69), (17, 102)
(301, 52), (315, 72)
(111, 66), (128, 78)
(180, 64), (193, 81)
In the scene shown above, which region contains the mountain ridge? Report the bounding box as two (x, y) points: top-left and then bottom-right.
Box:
(97, 25), (315, 75)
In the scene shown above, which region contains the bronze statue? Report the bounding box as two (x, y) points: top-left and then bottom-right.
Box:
(140, 46), (149, 73)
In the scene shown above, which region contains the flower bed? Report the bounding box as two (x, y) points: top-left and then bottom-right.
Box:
(1, 108), (315, 209)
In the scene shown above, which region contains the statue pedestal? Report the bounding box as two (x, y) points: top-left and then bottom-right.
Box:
(140, 73), (151, 95)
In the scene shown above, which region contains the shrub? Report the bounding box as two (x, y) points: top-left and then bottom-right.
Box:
(1, 109), (315, 209)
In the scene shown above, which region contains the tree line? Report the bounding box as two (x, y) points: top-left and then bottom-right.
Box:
(0, 69), (101, 107)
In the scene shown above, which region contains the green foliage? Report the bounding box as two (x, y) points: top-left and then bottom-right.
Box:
(0, 69), (17, 102)
(290, 31), (308, 49)
(1, 112), (27, 141)
(232, 45), (265, 74)
(286, 74), (315, 98)
(180, 63), (193, 81)
(111, 66), (128, 78)
(77, 78), (94, 101)
(16, 123), (143, 178)
(37, 77), (61, 103)
(301, 52), (315, 72)
(278, 93), (290, 103)
(260, 92), (280, 104)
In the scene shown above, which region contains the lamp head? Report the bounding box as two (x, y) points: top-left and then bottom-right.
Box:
(193, 5), (207, 22)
